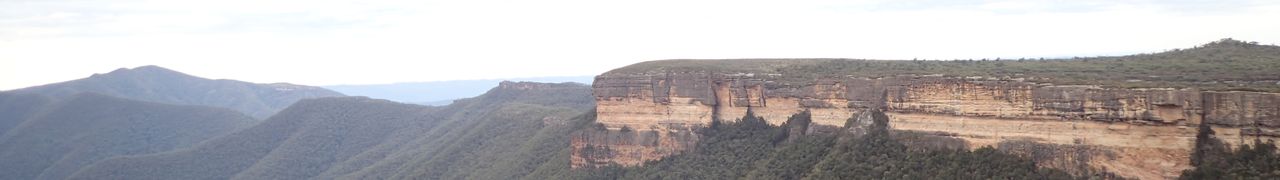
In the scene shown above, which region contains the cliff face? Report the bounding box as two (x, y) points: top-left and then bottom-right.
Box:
(575, 72), (1280, 179)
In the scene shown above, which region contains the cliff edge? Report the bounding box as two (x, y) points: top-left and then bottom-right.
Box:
(574, 39), (1280, 179)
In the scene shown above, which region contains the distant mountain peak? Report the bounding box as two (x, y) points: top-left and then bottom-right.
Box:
(130, 65), (176, 73)
(11, 65), (345, 119)
(98, 65), (191, 79)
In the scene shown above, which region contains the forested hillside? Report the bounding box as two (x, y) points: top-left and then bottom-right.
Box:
(6, 65), (345, 118)
(0, 93), (54, 135)
(71, 96), (438, 180)
(0, 93), (255, 180)
(70, 82), (594, 180)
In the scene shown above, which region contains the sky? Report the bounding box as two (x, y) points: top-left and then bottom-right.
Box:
(2, 0), (1279, 90)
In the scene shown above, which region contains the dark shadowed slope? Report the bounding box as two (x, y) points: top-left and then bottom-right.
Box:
(0, 93), (54, 135)
(0, 93), (255, 180)
(72, 81), (593, 180)
(70, 97), (435, 180)
(7, 65), (345, 118)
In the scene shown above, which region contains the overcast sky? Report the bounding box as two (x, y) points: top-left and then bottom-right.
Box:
(2, 0), (1279, 90)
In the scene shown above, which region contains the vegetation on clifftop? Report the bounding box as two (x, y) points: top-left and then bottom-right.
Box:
(609, 39), (1280, 92)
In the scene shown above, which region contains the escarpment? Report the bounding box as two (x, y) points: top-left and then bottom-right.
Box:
(573, 41), (1280, 179)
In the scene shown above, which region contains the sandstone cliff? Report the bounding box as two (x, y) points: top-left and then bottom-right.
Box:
(573, 41), (1280, 179)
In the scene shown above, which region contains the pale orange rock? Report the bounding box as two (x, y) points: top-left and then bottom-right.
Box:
(576, 72), (1280, 179)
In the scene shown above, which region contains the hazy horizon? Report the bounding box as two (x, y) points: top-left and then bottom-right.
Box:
(4, 0), (1279, 90)
(0, 64), (598, 91)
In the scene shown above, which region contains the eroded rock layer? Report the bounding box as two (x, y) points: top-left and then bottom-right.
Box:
(575, 72), (1280, 179)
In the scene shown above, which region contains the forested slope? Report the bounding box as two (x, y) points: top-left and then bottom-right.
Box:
(0, 93), (54, 135)
(0, 93), (255, 180)
(71, 82), (594, 180)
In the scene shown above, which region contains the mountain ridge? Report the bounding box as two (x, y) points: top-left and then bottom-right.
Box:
(7, 65), (345, 118)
